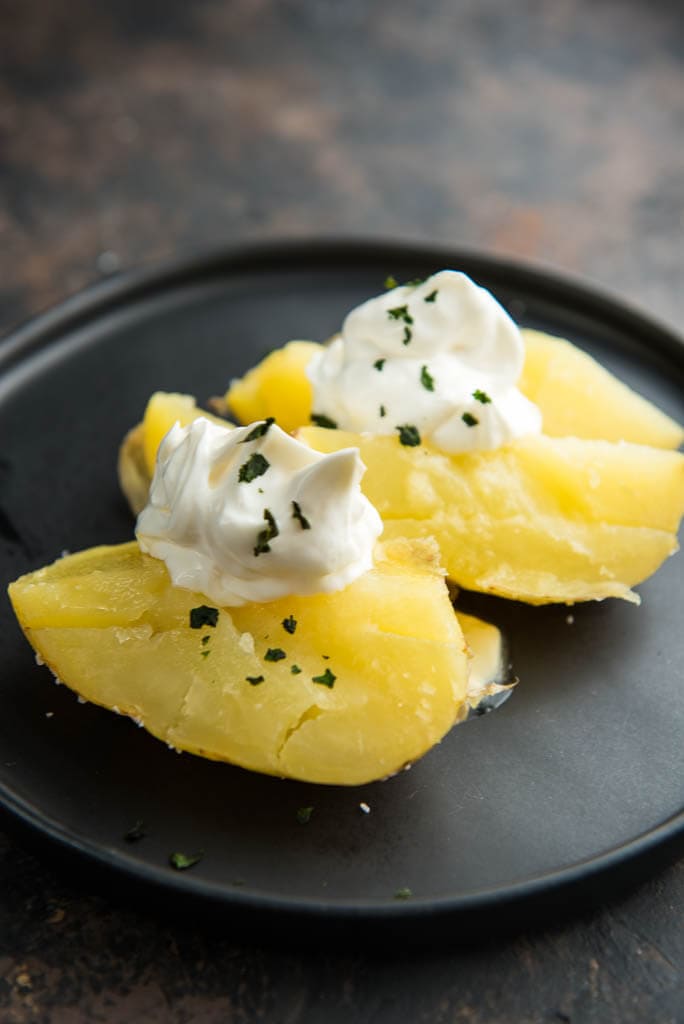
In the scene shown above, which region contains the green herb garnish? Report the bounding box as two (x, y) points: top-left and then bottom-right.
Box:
(291, 500), (311, 531)
(406, 277), (424, 287)
(379, 405), (386, 417)
(254, 509), (279, 556)
(246, 675), (264, 686)
(387, 305), (413, 324)
(169, 851), (203, 871)
(282, 615), (297, 635)
(238, 452), (270, 483)
(384, 275), (398, 290)
(462, 412), (479, 427)
(296, 806), (314, 824)
(310, 413), (338, 429)
(374, 358), (386, 371)
(290, 664), (302, 675)
(201, 650), (211, 659)
(403, 326), (412, 345)
(201, 635), (210, 646)
(312, 668), (336, 688)
(473, 389), (492, 404)
(424, 289), (438, 303)
(394, 887), (413, 900)
(420, 365), (435, 391)
(124, 820), (146, 843)
(241, 417), (275, 442)
(265, 648), (287, 662)
(190, 606), (219, 630)
(396, 424), (421, 447)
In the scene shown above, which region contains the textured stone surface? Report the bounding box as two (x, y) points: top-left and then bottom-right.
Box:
(1, 0), (683, 1020)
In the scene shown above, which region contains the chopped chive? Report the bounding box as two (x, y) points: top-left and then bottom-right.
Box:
(462, 412), (479, 427)
(254, 509), (279, 556)
(246, 675), (264, 686)
(310, 413), (338, 429)
(396, 424), (421, 447)
(374, 358), (386, 371)
(473, 389), (492, 404)
(282, 615), (297, 635)
(169, 851), (203, 871)
(420, 365), (435, 391)
(424, 289), (438, 303)
(241, 417), (275, 442)
(379, 405), (386, 417)
(291, 500), (311, 530)
(296, 806), (314, 824)
(290, 664), (302, 675)
(312, 668), (336, 688)
(265, 648), (286, 662)
(190, 606), (219, 630)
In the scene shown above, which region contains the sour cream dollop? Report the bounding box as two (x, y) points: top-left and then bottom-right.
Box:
(136, 417), (383, 606)
(306, 270), (542, 453)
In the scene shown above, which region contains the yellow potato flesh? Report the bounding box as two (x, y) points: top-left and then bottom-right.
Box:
(8, 540), (469, 785)
(225, 331), (684, 448)
(298, 428), (684, 604)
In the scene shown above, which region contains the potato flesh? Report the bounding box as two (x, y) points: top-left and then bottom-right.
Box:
(226, 330), (684, 448)
(298, 429), (684, 604)
(8, 540), (469, 785)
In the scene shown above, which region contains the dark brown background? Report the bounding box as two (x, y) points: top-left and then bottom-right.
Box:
(1, 0), (683, 1020)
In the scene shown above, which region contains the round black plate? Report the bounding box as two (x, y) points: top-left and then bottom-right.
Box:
(1, 240), (683, 942)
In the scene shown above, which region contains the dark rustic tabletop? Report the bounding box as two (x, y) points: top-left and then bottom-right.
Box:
(1, 0), (683, 1020)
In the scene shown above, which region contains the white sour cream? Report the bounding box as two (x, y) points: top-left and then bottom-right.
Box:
(136, 417), (383, 606)
(306, 270), (542, 452)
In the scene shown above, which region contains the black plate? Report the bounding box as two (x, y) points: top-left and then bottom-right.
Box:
(1, 240), (683, 942)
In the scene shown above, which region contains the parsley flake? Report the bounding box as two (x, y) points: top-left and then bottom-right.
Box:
(374, 358), (386, 371)
(169, 851), (203, 871)
(241, 417), (275, 442)
(290, 664), (302, 675)
(254, 509), (279, 556)
(124, 820), (146, 843)
(473, 389), (492, 404)
(190, 606), (219, 630)
(403, 326), (412, 345)
(201, 635), (210, 646)
(387, 305), (413, 324)
(291, 500), (311, 530)
(296, 806), (314, 824)
(246, 675), (264, 686)
(282, 615), (297, 635)
(420, 365), (435, 392)
(265, 648), (286, 662)
(379, 404), (386, 417)
(424, 289), (438, 303)
(238, 452), (270, 483)
(394, 887), (413, 900)
(310, 413), (338, 429)
(462, 412), (479, 427)
(312, 667), (336, 688)
(406, 277), (424, 287)
(201, 650), (211, 659)
(396, 424), (421, 447)
(384, 275), (398, 290)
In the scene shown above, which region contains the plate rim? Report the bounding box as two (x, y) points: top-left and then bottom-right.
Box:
(1, 237), (683, 927)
